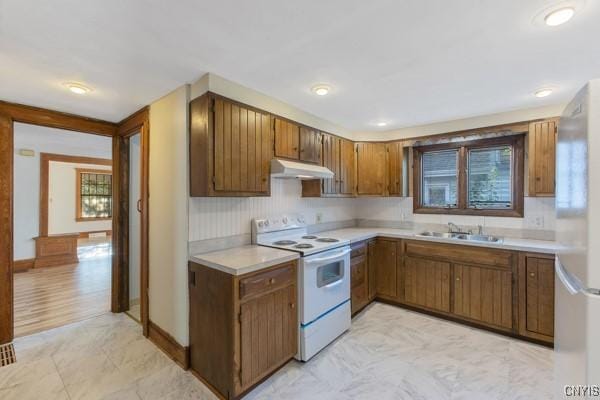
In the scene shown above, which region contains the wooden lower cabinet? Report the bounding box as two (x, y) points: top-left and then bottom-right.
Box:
(518, 253), (555, 342)
(189, 260), (297, 399)
(350, 241), (369, 315)
(453, 264), (512, 330)
(369, 238), (398, 299)
(403, 256), (450, 313)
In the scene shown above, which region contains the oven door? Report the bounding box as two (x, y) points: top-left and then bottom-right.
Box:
(299, 246), (351, 325)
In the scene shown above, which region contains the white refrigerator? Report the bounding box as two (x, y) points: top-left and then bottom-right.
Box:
(555, 79), (600, 397)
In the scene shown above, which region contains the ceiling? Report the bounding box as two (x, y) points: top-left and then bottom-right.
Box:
(1, 0), (599, 130)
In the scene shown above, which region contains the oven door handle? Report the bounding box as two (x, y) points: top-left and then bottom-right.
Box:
(303, 248), (351, 264)
(324, 279), (343, 289)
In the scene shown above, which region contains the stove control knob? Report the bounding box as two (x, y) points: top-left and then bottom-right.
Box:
(258, 221), (264, 228)
(264, 220), (270, 227)
(282, 217), (288, 224)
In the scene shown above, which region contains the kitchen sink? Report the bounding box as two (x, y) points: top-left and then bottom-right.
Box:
(417, 231), (503, 243)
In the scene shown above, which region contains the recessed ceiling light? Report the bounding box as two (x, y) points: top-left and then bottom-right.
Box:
(311, 84), (331, 96)
(534, 88), (554, 98)
(376, 122), (387, 127)
(544, 7), (575, 26)
(64, 82), (92, 95)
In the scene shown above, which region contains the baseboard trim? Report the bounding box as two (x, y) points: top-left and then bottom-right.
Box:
(13, 259), (35, 273)
(148, 320), (189, 369)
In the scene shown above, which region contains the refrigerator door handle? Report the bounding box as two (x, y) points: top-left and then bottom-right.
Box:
(555, 256), (600, 298)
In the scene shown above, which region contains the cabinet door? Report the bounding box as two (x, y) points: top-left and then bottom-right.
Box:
(322, 134), (340, 194)
(370, 239), (397, 298)
(404, 256), (450, 312)
(299, 127), (321, 164)
(528, 119), (557, 196)
(524, 256), (554, 337)
(351, 255), (369, 314)
(356, 143), (386, 195)
(239, 284), (297, 389)
(387, 142), (403, 196)
(214, 99), (271, 194)
(453, 264), (512, 330)
(340, 139), (355, 195)
(274, 118), (300, 160)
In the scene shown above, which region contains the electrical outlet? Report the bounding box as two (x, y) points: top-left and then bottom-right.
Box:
(316, 212), (323, 223)
(528, 215), (544, 228)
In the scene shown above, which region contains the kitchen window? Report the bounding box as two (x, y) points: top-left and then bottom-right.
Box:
(76, 169), (113, 220)
(413, 135), (524, 217)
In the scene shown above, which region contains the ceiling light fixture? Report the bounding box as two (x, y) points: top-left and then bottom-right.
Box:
(544, 7), (575, 26)
(376, 122), (387, 127)
(64, 82), (92, 95)
(534, 88), (554, 98)
(311, 84), (331, 96)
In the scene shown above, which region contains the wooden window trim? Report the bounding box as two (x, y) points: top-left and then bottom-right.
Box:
(76, 168), (113, 221)
(413, 135), (524, 217)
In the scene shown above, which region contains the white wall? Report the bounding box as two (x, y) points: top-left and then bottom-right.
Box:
(48, 161), (112, 235)
(129, 134), (141, 302)
(13, 123), (111, 260)
(189, 179), (355, 241)
(148, 85), (190, 346)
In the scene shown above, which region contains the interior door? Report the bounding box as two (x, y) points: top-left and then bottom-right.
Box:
(126, 133), (142, 322)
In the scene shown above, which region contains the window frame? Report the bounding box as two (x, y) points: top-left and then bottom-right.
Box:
(413, 135), (524, 217)
(75, 168), (113, 221)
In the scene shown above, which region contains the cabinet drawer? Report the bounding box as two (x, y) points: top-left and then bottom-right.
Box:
(239, 264), (295, 300)
(404, 240), (513, 269)
(351, 255), (367, 288)
(351, 242), (367, 258)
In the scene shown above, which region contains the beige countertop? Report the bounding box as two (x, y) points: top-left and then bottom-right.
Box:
(189, 245), (299, 276)
(190, 227), (561, 275)
(315, 227), (563, 254)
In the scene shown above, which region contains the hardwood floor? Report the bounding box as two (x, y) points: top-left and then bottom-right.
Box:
(13, 239), (111, 337)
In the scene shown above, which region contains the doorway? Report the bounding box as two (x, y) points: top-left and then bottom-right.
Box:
(0, 102), (150, 345)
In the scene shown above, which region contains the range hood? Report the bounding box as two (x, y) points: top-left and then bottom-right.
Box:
(270, 159), (334, 179)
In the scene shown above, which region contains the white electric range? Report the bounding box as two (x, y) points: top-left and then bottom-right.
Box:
(252, 214), (351, 361)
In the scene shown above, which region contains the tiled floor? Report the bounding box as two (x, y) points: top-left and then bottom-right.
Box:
(2, 303), (554, 400)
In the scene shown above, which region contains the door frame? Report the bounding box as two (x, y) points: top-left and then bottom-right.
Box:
(0, 100), (150, 344)
(116, 107), (150, 336)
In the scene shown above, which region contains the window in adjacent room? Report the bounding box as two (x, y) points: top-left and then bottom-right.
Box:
(76, 169), (113, 220)
(413, 135), (524, 217)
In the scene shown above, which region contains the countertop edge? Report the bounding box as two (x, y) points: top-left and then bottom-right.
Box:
(189, 252), (299, 276)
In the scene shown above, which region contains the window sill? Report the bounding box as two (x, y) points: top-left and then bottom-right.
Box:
(76, 217), (113, 222)
(413, 207), (523, 218)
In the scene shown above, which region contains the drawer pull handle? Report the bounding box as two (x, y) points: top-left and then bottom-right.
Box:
(456, 277), (460, 281)
(530, 273), (536, 277)
(290, 303), (295, 309)
(269, 278), (276, 285)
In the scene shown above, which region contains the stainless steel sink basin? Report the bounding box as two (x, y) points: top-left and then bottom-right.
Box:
(417, 231), (503, 243)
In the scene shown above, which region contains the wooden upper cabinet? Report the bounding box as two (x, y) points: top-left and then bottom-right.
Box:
(299, 127), (321, 164)
(528, 119), (558, 196)
(190, 94), (272, 197)
(321, 133), (341, 195)
(356, 142), (387, 196)
(340, 138), (355, 195)
(387, 142), (404, 196)
(274, 118), (300, 160)
(453, 264), (513, 330)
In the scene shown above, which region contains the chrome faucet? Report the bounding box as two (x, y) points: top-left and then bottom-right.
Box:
(477, 224), (484, 235)
(447, 222), (462, 233)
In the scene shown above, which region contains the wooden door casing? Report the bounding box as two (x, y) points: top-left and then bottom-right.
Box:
(404, 256), (451, 313)
(356, 142), (386, 195)
(274, 118), (300, 160)
(239, 284), (297, 390)
(299, 127), (321, 164)
(387, 142), (403, 196)
(453, 264), (512, 330)
(213, 98), (272, 194)
(528, 119), (557, 196)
